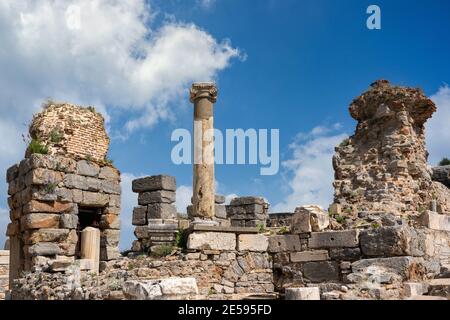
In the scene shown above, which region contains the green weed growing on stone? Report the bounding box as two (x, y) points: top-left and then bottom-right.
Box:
(438, 157), (450, 166)
(28, 139), (48, 155)
(151, 245), (174, 257)
(49, 129), (64, 143)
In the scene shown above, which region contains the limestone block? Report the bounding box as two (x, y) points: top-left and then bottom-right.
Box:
(25, 168), (64, 186)
(132, 175), (176, 193)
(132, 206), (147, 226)
(100, 246), (120, 261)
(85, 177), (101, 192)
(23, 200), (73, 214)
(100, 214), (120, 229)
(28, 243), (61, 256)
(78, 259), (96, 271)
(328, 203), (342, 215)
(309, 230), (359, 249)
(123, 280), (162, 300)
(293, 205), (329, 233)
(6, 164), (19, 183)
(26, 228), (70, 244)
(291, 210), (312, 233)
(187, 232), (236, 251)
(404, 282), (427, 297)
(63, 174), (88, 190)
(76, 160), (100, 177)
(303, 261), (340, 282)
(81, 191), (109, 207)
(99, 166), (120, 180)
(351, 256), (419, 280)
(329, 248), (361, 261)
(215, 195), (226, 204)
(147, 203), (177, 219)
(215, 205), (227, 219)
(360, 226), (421, 257)
(285, 287), (320, 300)
(109, 194), (121, 207)
(21, 214), (60, 230)
(268, 235), (302, 253)
(428, 278), (450, 298)
(421, 211), (450, 232)
(101, 229), (120, 247)
(55, 188), (73, 202)
(290, 250), (329, 263)
(59, 214), (79, 229)
(237, 234), (268, 252)
(134, 226), (149, 239)
(230, 197), (265, 206)
(159, 277), (199, 295)
(101, 180), (121, 195)
(81, 227), (100, 273)
(138, 190), (175, 205)
(6, 222), (19, 236)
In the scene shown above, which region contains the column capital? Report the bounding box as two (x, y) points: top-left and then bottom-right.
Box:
(190, 82), (218, 103)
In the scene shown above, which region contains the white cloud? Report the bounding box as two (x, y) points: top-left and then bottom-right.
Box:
(0, 207), (9, 249)
(176, 185), (193, 214)
(427, 85), (450, 165)
(272, 125), (347, 213)
(197, 0), (216, 9)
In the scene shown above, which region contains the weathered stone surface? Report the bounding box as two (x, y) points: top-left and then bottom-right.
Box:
(59, 214), (78, 229)
(159, 277), (198, 295)
(329, 248), (361, 261)
(187, 232), (236, 251)
(360, 226), (421, 257)
(309, 230), (359, 249)
(85, 177), (101, 191)
(215, 195), (226, 204)
(293, 205), (330, 233)
(23, 200), (73, 214)
(100, 214), (120, 229)
(63, 174), (88, 190)
(26, 229), (70, 244)
(138, 190), (175, 205)
(303, 261), (340, 282)
(123, 280), (162, 300)
(285, 287), (320, 300)
(230, 197), (265, 206)
(6, 164), (19, 183)
(132, 175), (176, 193)
(76, 160), (100, 177)
(215, 205), (227, 219)
(99, 166), (120, 180)
(428, 278), (450, 298)
(432, 165), (450, 188)
(237, 234), (268, 252)
(100, 246), (120, 261)
(21, 214), (60, 230)
(101, 180), (121, 195)
(101, 230), (120, 247)
(28, 243), (61, 256)
(25, 168), (64, 186)
(134, 226), (149, 239)
(404, 282), (427, 297)
(147, 203), (177, 219)
(420, 211), (450, 232)
(268, 235), (302, 253)
(290, 250), (329, 263)
(351, 256), (421, 280)
(81, 191), (109, 207)
(132, 206), (147, 226)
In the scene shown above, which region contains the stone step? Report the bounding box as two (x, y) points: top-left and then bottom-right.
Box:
(428, 278), (450, 298)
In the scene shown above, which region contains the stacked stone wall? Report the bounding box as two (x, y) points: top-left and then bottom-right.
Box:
(227, 197), (269, 228)
(0, 250), (9, 299)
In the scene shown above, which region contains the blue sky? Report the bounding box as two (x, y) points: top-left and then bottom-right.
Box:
(0, 0), (449, 249)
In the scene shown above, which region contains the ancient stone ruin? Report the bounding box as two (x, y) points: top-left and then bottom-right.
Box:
(2, 81), (450, 300)
(5, 103), (121, 288)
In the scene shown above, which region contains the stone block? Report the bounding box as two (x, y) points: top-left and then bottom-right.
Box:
(101, 230), (120, 247)
(215, 205), (227, 219)
(293, 205), (329, 233)
(63, 174), (88, 190)
(59, 214), (79, 229)
(123, 280), (162, 300)
(28, 242), (61, 256)
(230, 197), (265, 206)
(78, 258), (96, 271)
(6, 164), (19, 183)
(21, 214), (60, 230)
(215, 195), (226, 204)
(268, 235), (302, 253)
(159, 277), (199, 295)
(285, 287), (320, 300)
(138, 190), (175, 205)
(99, 166), (120, 180)
(132, 175), (176, 193)
(101, 180), (121, 195)
(25, 168), (64, 186)
(134, 226), (149, 239)
(237, 234), (269, 252)
(329, 248), (361, 261)
(290, 250), (329, 263)
(404, 282), (427, 297)
(291, 210), (312, 233)
(100, 214), (120, 229)
(309, 230), (359, 249)
(187, 232), (236, 251)
(351, 256), (419, 279)
(328, 203), (342, 215)
(360, 226), (421, 257)
(147, 203), (177, 219)
(81, 191), (109, 207)
(85, 177), (101, 192)
(420, 211), (450, 232)
(23, 200), (73, 214)
(303, 261), (340, 282)
(100, 246), (120, 261)
(76, 160), (100, 177)
(132, 206), (147, 226)
(26, 228), (70, 244)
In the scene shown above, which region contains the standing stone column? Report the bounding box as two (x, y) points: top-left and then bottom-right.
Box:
(190, 83), (218, 223)
(81, 227), (100, 273)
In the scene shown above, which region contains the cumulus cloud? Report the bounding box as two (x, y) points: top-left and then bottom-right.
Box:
(176, 185), (193, 214)
(427, 85), (450, 165)
(272, 125), (348, 213)
(0, 0), (241, 240)
(197, 0), (216, 9)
